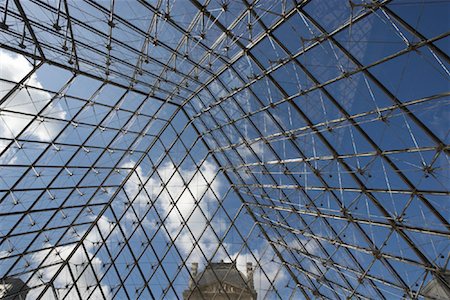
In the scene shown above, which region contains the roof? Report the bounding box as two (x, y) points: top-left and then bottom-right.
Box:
(194, 262), (252, 291)
(0, 277), (29, 296)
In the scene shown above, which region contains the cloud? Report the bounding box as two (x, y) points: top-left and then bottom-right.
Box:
(0, 209), (114, 299)
(236, 137), (266, 161)
(287, 237), (323, 275)
(120, 161), (155, 231)
(230, 245), (288, 298)
(0, 50), (66, 147)
(124, 159), (288, 298)
(25, 216), (114, 300)
(0, 51), (110, 299)
(144, 160), (223, 263)
(26, 243), (110, 300)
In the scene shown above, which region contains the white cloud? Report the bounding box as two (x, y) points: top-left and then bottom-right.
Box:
(26, 243), (110, 300)
(125, 159), (288, 298)
(236, 138), (265, 161)
(119, 161), (155, 232)
(229, 246), (288, 299)
(25, 215), (114, 300)
(289, 237), (322, 273)
(0, 51), (112, 299)
(0, 50), (66, 147)
(144, 160), (223, 263)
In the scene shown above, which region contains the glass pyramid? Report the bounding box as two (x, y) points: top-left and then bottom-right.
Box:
(0, 0), (448, 299)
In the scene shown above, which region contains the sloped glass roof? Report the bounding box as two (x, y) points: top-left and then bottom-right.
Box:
(0, 0), (449, 299)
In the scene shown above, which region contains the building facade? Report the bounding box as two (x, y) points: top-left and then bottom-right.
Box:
(183, 261), (257, 300)
(0, 278), (29, 300)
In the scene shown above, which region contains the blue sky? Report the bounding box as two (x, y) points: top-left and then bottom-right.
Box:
(0, 0), (449, 299)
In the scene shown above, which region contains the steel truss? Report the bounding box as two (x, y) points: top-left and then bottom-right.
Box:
(0, 0), (448, 299)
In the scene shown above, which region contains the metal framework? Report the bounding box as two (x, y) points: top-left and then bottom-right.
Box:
(0, 0), (448, 299)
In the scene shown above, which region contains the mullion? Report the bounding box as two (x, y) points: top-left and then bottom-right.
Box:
(186, 101), (308, 299)
(135, 0), (258, 102)
(1, 1), (448, 299)
(232, 6), (416, 296)
(95, 118), (248, 299)
(0, 74), (78, 190)
(94, 206), (137, 300)
(12, 0), (46, 58)
(73, 188), (155, 300)
(6, 85), (151, 294)
(193, 77), (390, 297)
(293, 7), (450, 294)
(180, 0), (379, 107)
(79, 114), (206, 299)
(202, 89), (449, 153)
(43, 105), (185, 298)
(0, 108), (161, 137)
(380, 5), (449, 64)
(177, 0), (308, 105)
(0, 137), (157, 155)
(0, 60), (44, 106)
(230, 144), (446, 172)
(249, 200), (449, 238)
(258, 214), (437, 273)
(300, 7), (449, 221)
(157, 126), (256, 300)
(0, 201), (108, 218)
(190, 100), (324, 298)
(33, 95), (179, 299)
(205, 72), (379, 297)
(269, 236), (410, 294)
(144, 138), (234, 300)
(266, 4), (449, 294)
(26, 0), (199, 99)
(82, 0), (210, 88)
(0, 8), (184, 104)
(186, 12), (399, 298)
(195, 72), (357, 297)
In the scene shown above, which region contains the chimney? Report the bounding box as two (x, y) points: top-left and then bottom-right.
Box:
(189, 262), (198, 288)
(246, 262), (254, 288)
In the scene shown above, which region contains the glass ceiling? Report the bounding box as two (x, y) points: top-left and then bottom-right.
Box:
(0, 0), (449, 299)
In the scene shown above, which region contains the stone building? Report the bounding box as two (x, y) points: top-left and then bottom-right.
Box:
(0, 277), (29, 300)
(422, 272), (450, 300)
(183, 261), (257, 300)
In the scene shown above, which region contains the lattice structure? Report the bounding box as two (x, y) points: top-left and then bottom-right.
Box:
(0, 0), (449, 299)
